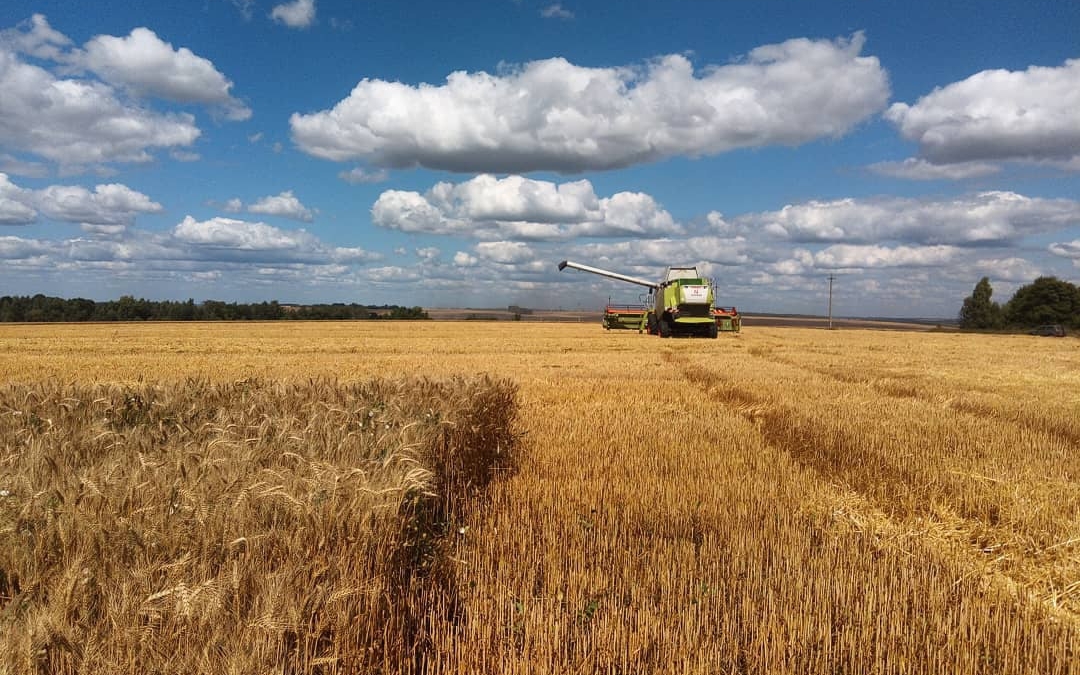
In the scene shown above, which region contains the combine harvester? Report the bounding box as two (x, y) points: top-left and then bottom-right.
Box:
(559, 260), (740, 338)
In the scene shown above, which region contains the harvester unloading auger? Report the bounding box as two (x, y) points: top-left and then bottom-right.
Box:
(558, 260), (740, 338)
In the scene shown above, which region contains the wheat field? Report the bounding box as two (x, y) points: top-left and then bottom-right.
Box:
(1, 321), (1078, 674)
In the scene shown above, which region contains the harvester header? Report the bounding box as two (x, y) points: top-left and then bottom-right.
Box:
(558, 259), (740, 338)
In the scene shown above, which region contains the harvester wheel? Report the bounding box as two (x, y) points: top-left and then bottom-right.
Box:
(659, 318), (672, 338)
(709, 322), (719, 339)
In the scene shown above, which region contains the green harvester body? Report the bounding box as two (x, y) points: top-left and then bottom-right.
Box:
(559, 260), (741, 338)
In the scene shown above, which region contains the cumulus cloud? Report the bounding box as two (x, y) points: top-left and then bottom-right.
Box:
(175, 215), (313, 250)
(0, 235), (52, 258)
(1049, 240), (1080, 261)
(868, 158), (1001, 180)
(568, 236), (751, 272)
(35, 183), (163, 226)
(0, 216), (382, 293)
(744, 191), (1080, 245)
(75, 27), (251, 120)
(0, 174), (36, 225)
(453, 251), (478, 267)
(0, 14), (70, 60)
(0, 16), (250, 169)
(0, 15), (250, 170)
(173, 215), (376, 263)
(969, 256), (1042, 282)
(0, 173), (162, 228)
(808, 244), (958, 269)
(271, 0), (316, 28)
(0, 49), (200, 168)
(247, 190), (315, 222)
(885, 59), (1080, 167)
(372, 174), (680, 240)
(339, 167), (389, 184)
(291, 33), (888, 173)
(475, 241), (535, 264)
(415, 246), (440, 261)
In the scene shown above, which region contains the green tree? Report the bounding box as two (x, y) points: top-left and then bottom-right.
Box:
(1003, 276), (1080, 328)
(959, 277), (1002, 329)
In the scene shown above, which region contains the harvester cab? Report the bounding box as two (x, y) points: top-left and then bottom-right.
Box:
(558, 260), (740, 338)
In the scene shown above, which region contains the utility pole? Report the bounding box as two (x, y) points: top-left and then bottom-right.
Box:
(827, 275), (835, 329)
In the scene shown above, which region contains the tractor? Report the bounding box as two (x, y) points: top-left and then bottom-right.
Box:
(558, 260), (740, 337)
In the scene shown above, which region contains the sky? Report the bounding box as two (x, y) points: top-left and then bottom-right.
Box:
(1, 0), (1079, 318)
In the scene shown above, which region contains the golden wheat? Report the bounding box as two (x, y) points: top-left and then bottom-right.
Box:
(0, 321), (1078, 673)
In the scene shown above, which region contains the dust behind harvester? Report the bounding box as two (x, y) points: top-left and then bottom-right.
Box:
(558, 260), (740, 338)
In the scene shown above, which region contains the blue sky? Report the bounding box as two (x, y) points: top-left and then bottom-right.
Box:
(1, 0), (1079, 317)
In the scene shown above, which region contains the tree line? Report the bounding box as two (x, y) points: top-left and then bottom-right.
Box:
(0, 295), (430, 322)
(959, 276), (1080, 330)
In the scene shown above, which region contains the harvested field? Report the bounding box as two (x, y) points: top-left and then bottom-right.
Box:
(1, 321), (1078, 673)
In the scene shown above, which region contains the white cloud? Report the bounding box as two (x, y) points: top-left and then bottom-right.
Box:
(34, 183), (163, 226)
(0, 234), (51, 259)
(453, 251), (478, 267)
(0, 14), (70, 60)
(372, 174), (680, 240)
(570, 236), (751, 269)
(223, 198), (243, 213)
(0, 173), (165, 228)
(372, 190), (455, 233)
(970, 256), (1042, 282)
(76, 27), (251, 120)
(173, 215), (377, 264)
(415, 247), (440, 261)
(0, 48), (200, 168)
(174, 215), (315, 250)
(81, 223), (127, 236)
(0, 173), (36, 225)
(247, 190), (314, 222)
(291, 34), (888, 172)
(745, 191), (1080, 245)
(1049, 240), (1080, 260)
(0, 216), (382, 290)
(339, 167), (389, 184)
(0, 15), (252, 170)
(540, 4), (574, 19)
(886, 59), (1080, 167)
(271, 0), (316, 28)
(810, 244), (958, 269)
(475, 241), (535, 264)
(706, 211), (735, 235)
(868, 158), (1001, 181)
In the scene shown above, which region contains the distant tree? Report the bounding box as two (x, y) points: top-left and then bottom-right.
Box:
(958, 277), (1002, 329)
(1003, 276), (1080, 329)
(0, 296), (433, 323)
(388, 306), (430, 320)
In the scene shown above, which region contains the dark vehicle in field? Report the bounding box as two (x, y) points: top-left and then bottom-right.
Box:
(1029, 324), (1066, 337)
